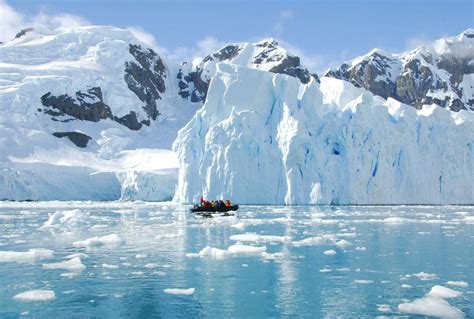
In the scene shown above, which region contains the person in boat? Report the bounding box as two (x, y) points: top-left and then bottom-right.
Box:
(225, 200), (231, 207)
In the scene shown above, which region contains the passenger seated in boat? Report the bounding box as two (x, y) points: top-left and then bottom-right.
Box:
(225, 200), (231, 207)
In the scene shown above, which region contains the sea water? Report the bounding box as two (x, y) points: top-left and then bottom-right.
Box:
(0, 202), (472, 318)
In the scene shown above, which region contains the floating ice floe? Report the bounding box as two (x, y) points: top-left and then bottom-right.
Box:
(324, 250), (336, 256)
(198, 247), (229, 260)
(43, 257), (86, 272)
(73, 234), (124, 248)
(398, 285), (464, 319)
(0, 248), (53, 263)
(463, 216), (474, 223)
(335, 239), (352, 249)
(427, 285), (463, 299)
(102, 263), (119, 269)
(377, 304), (391, 312)
(356, 246), (367, 251)
(13, 289), (56, 302)
(164, 288), (195, 295)
(227, 244), (267, 255)
(42, 209), (88, 228)
(446, 281), (468, 288)
(292, 237), (323, 247)
(192, 244), (268, 260)
(383, 217), (409, 224)
(353, 280), (373, 284)
(412, 272), (439, 281)
(401, 284), (413, 289)
(144, 263), (160, 269)
(64, 253), (88, 260)
(229, 233), (292, 243)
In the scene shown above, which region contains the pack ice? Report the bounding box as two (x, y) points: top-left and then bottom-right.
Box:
(174, 63), (474, 205)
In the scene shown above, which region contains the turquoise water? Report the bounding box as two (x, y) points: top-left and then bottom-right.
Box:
(0, 202), (473, 318)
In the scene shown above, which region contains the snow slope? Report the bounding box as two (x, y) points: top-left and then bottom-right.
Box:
(173, 63), (474, 205)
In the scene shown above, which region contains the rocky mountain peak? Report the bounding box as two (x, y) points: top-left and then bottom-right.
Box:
(177, 38), (319, 103)
(324, 30), (474, 112)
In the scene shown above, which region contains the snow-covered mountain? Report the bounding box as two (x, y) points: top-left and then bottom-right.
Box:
(0, 25), (473, 203)
(177, 38), (319, 103)
(173, 63), (474, 205)
(324, 29), (474, 112)
(0, 26), (317, 200)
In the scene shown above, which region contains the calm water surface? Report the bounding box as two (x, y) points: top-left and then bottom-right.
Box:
(0, 202), (473, 318)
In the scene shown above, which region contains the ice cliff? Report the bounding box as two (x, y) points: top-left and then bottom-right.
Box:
(173, 63), (474, 205)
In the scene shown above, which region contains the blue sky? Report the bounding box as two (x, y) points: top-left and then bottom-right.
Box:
(1, 0), (473, 72)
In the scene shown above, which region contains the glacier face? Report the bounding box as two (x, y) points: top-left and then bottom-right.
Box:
(174, 63), (474, 205)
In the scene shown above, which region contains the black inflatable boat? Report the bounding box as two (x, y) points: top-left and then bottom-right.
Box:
(190, 205), (239, 213)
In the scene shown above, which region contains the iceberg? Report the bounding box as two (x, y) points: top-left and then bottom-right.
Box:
(173, 63), (474, 204)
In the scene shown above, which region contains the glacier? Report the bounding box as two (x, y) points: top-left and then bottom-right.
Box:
(173, 63), (474, 205)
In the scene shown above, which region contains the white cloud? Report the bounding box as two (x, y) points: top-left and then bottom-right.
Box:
(196, 36), (225, 57)
(127, 26), (159, 49)
(0, 0), (24, 42)
(33, 12), (89, 29)
(276, 38), (324, 73)
(0, 0), (89, 42)
(165, 36), (225, 62)
(406, 35), (432, 50)
(274, 9), (294, 35)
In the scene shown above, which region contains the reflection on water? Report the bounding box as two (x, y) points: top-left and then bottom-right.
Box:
(0, 202), (473, 318)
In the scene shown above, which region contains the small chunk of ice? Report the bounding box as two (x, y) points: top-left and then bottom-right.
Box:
(292, 237), (323, 247)
(412, 272), (438, 281)
(13, 290), (56, 302)
(229, 233), (291, 243)
(227, 244), (266, 255)
(102, 263), (119, 269)
(324, 250), (336, 256)
(0, 249), (53, 263)
(164, 288), (195, 295)
(398, 296), (463, 318)
(43, 257), (85, 272)
(73, 234), (124, 249)
(354, 280), (373, 284)
(446, 281), (468, 288)
(377, 304), (391, 312)
(198, 246), (229, 260)
(427, 285), (463, 299)
(335, 239), (352, 248)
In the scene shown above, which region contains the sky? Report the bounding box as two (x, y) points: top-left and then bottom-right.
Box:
(1, 0), (473, 72)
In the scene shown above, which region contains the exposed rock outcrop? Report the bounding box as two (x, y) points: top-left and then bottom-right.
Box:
(124, 44), (167, 120)
(41, 87), (147, 130)
(52, 132), (92, 148)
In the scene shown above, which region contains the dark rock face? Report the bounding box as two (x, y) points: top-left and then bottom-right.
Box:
(52, 132), (91, 148)
(324, 50), (473, 112)
(41, 86), (147, 130)
(395, 59), (447, 109)
(254, 40), (319, 84)
(268, 55), (319, 84)
(124, 44), (166, 120)
(178, 45), (243, 103)
(15, 28), (34, 39)
(41, 87), (112, 122)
